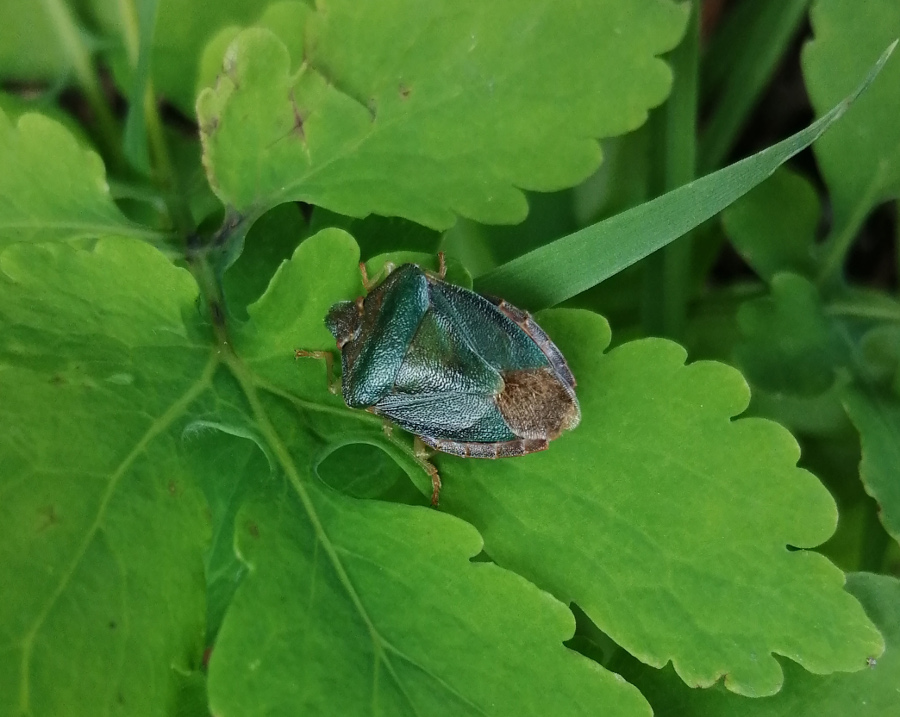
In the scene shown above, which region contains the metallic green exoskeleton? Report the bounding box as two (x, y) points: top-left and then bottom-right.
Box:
(322, 257), (580, 486)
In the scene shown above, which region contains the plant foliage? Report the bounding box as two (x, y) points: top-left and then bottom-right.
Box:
(0, 1), (898, 716)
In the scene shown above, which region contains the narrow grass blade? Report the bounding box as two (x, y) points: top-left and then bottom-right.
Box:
(475, 41), (897, 310)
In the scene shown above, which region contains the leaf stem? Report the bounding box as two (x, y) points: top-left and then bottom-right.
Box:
(144, 81), (195, 234)
(38, 0), (124, 172)
(119, 0), (150, 172)
(117, 0), (141, 63)
(824, 301), (900, 323)
(816, 171), (884, 286)
(643, 0), (698, 339)
(117, 0), (193, 233)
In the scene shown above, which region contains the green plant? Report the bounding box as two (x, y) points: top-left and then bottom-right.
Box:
(1, 1), (898, 715)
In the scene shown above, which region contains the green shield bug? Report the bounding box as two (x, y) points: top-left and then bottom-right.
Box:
(297, 254), (580, 505)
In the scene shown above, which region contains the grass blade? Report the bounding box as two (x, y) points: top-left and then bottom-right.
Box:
(475, 41), (897, 311)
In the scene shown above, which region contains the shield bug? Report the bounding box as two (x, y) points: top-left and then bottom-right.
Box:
(297, 254), (579, 505)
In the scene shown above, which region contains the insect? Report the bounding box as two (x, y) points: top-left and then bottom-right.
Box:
(297, 253), (580, 505)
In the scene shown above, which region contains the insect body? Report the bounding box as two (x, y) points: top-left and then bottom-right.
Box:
(308, 256), (580, 504)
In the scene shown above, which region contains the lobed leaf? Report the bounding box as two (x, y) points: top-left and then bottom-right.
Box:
(803, 0), (900, 232)
(859, 324), (900, 389)
(843, 389), (900, 544)
(735, 273), (845, 397)
(733, 268), (900, 536)
(618, 572), (898, 716)
(2, 6), (895, 712)
(722, 168), (819, 281)
(437, 309), (883, 696)
(208, 475), (650, 717)
(197, 0), (688, 229)
(185, 431), (271, 643)
(237, 227), (365, 380)
(0, 91), (92, 148)
(0, 238), (213, 717)
(194, 0), (312, 103)
(222, 202), (311, 318)
(0, 108), (161, 246)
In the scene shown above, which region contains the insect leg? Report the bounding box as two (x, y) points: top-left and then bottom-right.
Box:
(359, 262), (374, 292)
(378, 425), (443, 506)
(293, 349), (338, 394)
(359, 261), (397, 292)
(423, 251), (448, 282)
(414, 437), (442, 506)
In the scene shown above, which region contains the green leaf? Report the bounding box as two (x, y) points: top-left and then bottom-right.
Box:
(236, 227), (365, 375)
(316, 442), (414, 502)
(6, 6), (898, 712)
(194, 0), (312, 104)
(843, 389), (900, 544)
(174, 670), (209, 717)
(731, 270), (900, 438)
(722, 168), (820, 281)
(735, 273), (844, 397)
(796, 434), (872, 572)
(0, 108), (162, 245)
(366, 250), (472, 290)
(208, 478), (651, 717)
(474, 43), (896, 310)
(859, 324), (900, 390)
(438, 309), (883, 697)
(197, 0), (689, 229)
(803, 0), (900, 239)
(186, 431), (270, 643)
(617, 572), (898, 716)
(222, 202), (311, 319)
(0, 0), (70, 81)
(0, 90), (92, 147)
(0, 238), (213, 716)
